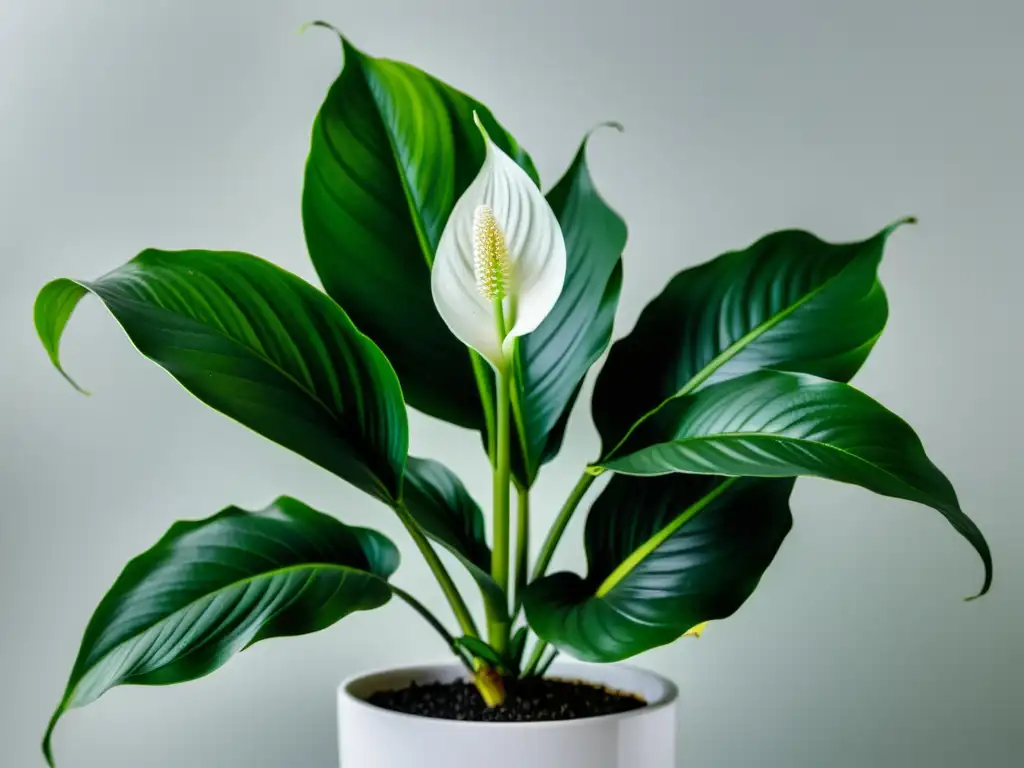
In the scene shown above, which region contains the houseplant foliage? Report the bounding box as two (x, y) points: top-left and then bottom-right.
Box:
(33, 25), (991, 766)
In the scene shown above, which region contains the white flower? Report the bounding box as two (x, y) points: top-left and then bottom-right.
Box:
(431, 114), (566, 370)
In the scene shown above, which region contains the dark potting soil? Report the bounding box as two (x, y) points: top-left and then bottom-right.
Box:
(366, 677), (646, 722)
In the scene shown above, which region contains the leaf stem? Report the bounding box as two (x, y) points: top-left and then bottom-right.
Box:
(521, 638), (548, 678)
(536, 646), (560, 677)
(391, 585), (474, 674)
(512, 483), (529, 617)
(395, 501), (480, 638)
(531, 471), (597, 582)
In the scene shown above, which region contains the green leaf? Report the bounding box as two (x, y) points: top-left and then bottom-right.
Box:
(525, 476), (793, 662)
(510, 128), (627, 486)
(43, 498), (398, 766)
(301, 28), (536, 432)
(593, 220), (912, 457)
(454, 636), (508, 672)
(33, 249), (408, 504)
(598, 370), (992, 597)
(402, 457), (507, 623)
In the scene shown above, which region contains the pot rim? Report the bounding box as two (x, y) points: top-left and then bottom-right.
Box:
(338, 660), (678, 730)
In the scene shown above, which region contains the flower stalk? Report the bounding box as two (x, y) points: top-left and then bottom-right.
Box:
(431, 112), (567, 681)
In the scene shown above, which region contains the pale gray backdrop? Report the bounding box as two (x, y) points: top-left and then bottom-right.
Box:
(2, 1), (1021, 766)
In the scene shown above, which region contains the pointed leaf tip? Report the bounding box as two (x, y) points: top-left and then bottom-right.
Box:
(590, 120), (625, 137)
(886, 215), (918, 237)
(304, 19), (341, 36)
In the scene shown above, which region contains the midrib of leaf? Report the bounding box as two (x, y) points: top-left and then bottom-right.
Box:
(355, 53), (437, 270)
(594, 478), (740, 598)
(65, 561), (377, 706)
(635, 432), (952, 512)
(353, 51), (500, 450)
(601, 260), (869, 461)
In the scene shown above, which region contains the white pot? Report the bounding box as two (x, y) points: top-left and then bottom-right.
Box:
(337, 661), (678, 768)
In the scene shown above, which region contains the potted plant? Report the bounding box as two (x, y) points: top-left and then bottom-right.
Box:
(34, 24), (991, 768)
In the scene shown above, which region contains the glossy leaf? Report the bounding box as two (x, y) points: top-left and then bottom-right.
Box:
(402, 457), (507, 623)
(525, 476), (793, 662)
(44, 498), (398, 766)
(302, 29), (536, 431)
(593, 220), (911, 457)
(599, 370), (992, 596)
(34, 249), (408, 503)
(510, 128), (627, 485)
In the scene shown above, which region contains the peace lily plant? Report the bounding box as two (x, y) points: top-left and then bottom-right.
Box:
(33, 25), (991, 767)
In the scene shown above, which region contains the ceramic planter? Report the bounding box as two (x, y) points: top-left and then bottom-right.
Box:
(337, 661), (679, 768)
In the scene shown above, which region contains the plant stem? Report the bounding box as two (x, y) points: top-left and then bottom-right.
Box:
(512, 483), (529, 617)
(391, 585), (474, 674)
(530, 471), (597, 582)
(395, 501), (480, 639)
(490, 361), (512, 653)
(536, 647), (560, 678)
(521, 638), (548, 678)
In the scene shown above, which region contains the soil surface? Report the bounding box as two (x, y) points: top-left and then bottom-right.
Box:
(366, 677), (646, 722)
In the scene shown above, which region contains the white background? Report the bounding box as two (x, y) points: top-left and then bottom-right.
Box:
(2, 1), (1021, 766)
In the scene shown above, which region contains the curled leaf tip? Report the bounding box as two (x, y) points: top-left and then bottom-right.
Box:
(582, 121), (625, 152)
(885, 215), (918, 236)
(965, 577), (991, 602)
(302, 20), (347, 44)
(594, 120), (625, 134)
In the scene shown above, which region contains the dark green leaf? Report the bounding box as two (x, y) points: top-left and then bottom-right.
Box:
(599, 370), (992, 596)
(593, 220), (912, 457)
(510, 129), (627, 485)
(44, 498), (398, 766)
(302, 29), (536, 432)
(402, 457), (507, 623)
(34, 249), (408, 503)
(525, 476), (793, 662)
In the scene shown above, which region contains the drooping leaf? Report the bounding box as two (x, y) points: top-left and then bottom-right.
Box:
(43, 498), (398, 766)
(593, 220), (912, 457)
(34, 249), (408, 503)
(302, 28), (537, 432)
(525, 476), (793, 662)
(598, 370), (992, 596)
(510, 129), (627, 485)
(402, 457), (507, 623)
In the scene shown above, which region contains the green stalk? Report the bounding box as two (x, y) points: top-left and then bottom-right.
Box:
(391, 585), (474, 674)
(489, 295), (512, 654)
(512, 483), (529, 617)
(521, 638), (548, 678)
(536, 647), (560, 677)
(395, 501), (480, 639)
(531, 471), (597, 582)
